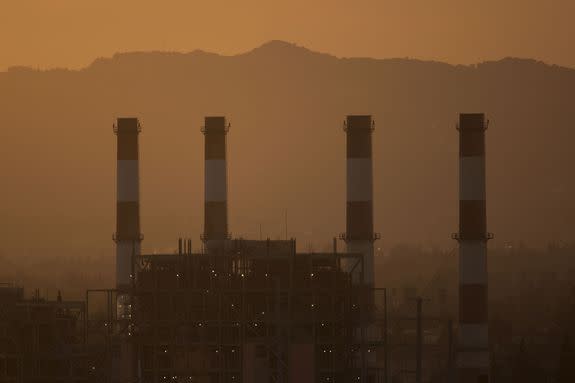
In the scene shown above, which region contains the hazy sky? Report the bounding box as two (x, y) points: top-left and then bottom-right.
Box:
(1, 0), (574, 71)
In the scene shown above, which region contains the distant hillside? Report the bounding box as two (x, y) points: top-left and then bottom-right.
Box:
(1, 40), (574, 261)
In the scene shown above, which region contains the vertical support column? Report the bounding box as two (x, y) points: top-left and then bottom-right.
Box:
(383, 288), (389, 383)
(455, 113), (490, 383)
(202, 116), (229, 253)
(448, 319), (455, 383)
(342, 115), (376, 286)
(114, 117), (141, 382)
(416, 297), (423, 383)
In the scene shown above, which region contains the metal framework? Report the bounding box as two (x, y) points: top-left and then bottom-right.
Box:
(0, 286), (88, 383)
(87, 239), (388, 382)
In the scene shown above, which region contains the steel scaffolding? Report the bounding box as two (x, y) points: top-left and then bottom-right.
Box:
(87, 239), (388, 382)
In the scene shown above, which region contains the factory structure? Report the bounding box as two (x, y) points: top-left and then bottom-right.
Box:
(108, 115), (386, 382)
(0, 113), (491, 383)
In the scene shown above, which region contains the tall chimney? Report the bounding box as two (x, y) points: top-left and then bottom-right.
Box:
(202, 116), (229, 251)
(455, 113), (490, 383)
(343, 115), (375, 286)
(115, 117), (141, 290)
(114, 117), (141, 381)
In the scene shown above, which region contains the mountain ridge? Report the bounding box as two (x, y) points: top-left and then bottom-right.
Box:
(3, 40), (573, 74)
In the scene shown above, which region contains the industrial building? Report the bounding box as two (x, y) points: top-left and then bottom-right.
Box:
(101, 115), (387, 382)
(1, 113), (489, 382)
(0, 285), (87, 382)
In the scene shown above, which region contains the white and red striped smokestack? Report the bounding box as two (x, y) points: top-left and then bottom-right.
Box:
(202, 116), (229, 251)
(115, 117), (141, 290)
(114, 117), (141, 382)
(343, 115), (376, 286)
(455, 113), (490, 383)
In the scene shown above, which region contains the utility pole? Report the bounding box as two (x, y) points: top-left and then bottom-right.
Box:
(447, 319), (454, 383)
(384, 288), (389, 383)
(416, 297), (423, 383)
(284, 209), (288, 240)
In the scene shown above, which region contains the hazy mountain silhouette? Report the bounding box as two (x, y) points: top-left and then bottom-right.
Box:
(1, 40), (574, 262)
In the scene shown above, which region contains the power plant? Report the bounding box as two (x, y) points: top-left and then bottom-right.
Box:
(0, 113), (491, 383)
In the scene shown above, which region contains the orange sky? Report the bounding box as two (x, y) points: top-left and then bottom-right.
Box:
(1, 0), (574, 70)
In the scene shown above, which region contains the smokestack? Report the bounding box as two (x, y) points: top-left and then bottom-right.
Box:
(114, 117), (141, 290)
(202, 116), (229, 251)
(343, 115), (376, 286)
(114, 117), (141, 381)
(455, 113), (490, 383)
